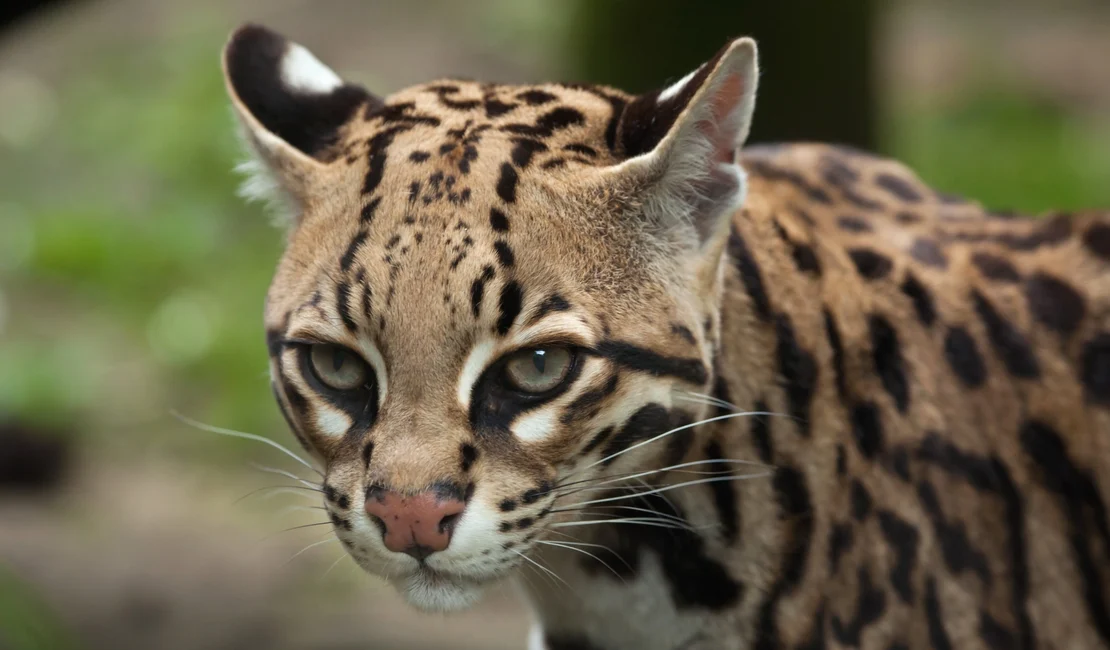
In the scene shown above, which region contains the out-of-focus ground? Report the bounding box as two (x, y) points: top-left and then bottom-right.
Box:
(0, 0), (1108, 648)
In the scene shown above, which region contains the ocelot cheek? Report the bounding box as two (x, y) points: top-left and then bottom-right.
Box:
(510, 406), (561, 444)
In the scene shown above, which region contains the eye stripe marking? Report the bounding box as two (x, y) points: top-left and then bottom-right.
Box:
(595, 340), (708, 385)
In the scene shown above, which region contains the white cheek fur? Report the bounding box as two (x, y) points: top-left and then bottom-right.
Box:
(314, 403), (352, 438)
(433, 491), (500, 566)
(512, 407), (558, 443)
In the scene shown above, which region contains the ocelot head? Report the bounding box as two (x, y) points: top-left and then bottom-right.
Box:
(222, 23), (759, 611)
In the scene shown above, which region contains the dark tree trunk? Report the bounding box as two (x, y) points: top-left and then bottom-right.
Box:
(566, 0), (877, 151)
(0, 0), (80, 35)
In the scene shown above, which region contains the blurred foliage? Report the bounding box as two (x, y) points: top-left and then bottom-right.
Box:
(887, 92), (1110, 213)
(0, 564), (78, 650)
(0, 27), (288, 462)
(565, 0), (877, 149)
(0, 13), (1107, 469)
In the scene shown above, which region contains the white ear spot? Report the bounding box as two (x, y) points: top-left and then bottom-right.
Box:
(658, 66), (701, 103)
(280, 43), (343, 94)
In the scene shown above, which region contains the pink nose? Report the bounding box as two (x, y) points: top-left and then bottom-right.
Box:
(364, 488), (466, 560)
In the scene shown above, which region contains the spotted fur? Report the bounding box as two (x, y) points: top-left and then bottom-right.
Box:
(223, 23), (1110, 650)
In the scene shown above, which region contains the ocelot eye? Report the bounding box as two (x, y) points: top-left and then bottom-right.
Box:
(503, 347), (574, 394)
(308, 344), (369, 391)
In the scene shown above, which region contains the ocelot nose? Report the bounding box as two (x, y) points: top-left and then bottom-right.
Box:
(364, 487), (466, 560)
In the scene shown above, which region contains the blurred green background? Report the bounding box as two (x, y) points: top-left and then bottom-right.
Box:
(0, 0), (1107, 648)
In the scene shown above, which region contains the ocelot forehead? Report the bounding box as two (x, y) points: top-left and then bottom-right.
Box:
(269, 81), (674, 371)
(339, 80), (630, 175)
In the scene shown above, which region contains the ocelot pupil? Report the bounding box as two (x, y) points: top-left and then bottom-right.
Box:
(533, 350), (547, 374)
(333, 348), (345, 372)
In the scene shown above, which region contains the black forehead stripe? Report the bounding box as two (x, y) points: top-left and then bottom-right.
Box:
(500, 106), (585, 138)
(362, 124), (413, 196)
(365, 101), (441, 127)
(339, 230), (368, 272)
(496, 281), (524, 336)
(359, 197), (381, 224)
(336, 281), (357, 331)
(470, 265), (496, 317)
(527, 294), (572, 325)
(595, 340), (708, 385)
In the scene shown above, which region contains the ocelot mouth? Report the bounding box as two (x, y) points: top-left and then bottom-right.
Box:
(393, 566), (490, 612)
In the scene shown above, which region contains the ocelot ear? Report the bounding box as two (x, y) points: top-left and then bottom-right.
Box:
(222, 24), (380, 224)
(607, 37), (759, 248)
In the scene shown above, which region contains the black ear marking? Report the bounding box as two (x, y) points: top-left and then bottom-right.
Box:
(602, 37), (758, 249)
(224, 24), (380, 159)
(613, 38), (740, 158)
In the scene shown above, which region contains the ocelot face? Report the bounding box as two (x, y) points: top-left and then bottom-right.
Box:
(224, 23), (758, 610)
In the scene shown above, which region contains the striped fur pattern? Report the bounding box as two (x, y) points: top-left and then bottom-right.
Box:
(222, 23), (1110, 650)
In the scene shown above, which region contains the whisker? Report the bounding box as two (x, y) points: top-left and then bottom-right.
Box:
(549, 504), (695, 529)
(552, 475), (725, 501)
(555, 510), (696, 533)
(282, 537), (338, 566)
(322, 552), (349, 580)
(552, 460), (739, 493)
(573, 411), (792, 476)
(234, 484), (322, 505)
(632, 476), (678, 517)
(511, 556), (543, 595)
(676, 391), (740, 412)
(510, 549), (569, 592)
(550, 517), (692, 531)
(674, 394), (730, 411)
(564, 516), (717, 533)
(541, 528), (594, 545)
(535, 541), (627, 583)
(248, 462), (322, 489)
(171, 410), (322, 477)
(260, 521), (333, 542)
(567, 473), (773, 509)
(273, 504), (327, 518)
(552, 458), (768, 496)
